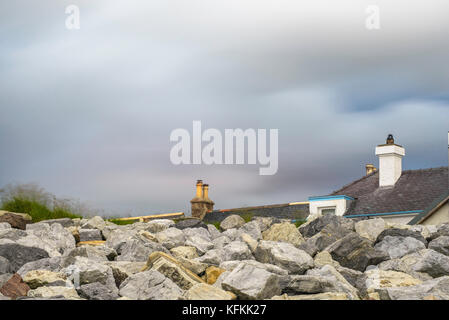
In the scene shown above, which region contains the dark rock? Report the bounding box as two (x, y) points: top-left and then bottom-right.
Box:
(305, 225), (354, 253)
(77, 282), (120, 300)
(327, 233), (389, 272)
(375, 228), (426, 245)
(0, 273), (30, 299)
(0, 243), (50, 272)
(298, 214), (354, 238)
(175, 218), (207, 230)
(284, 275), (334, 294)
(0, 213), (30, 230)
(17, 257), (63, 277)
(428, 236), (449, 256)
(79, 229), (103, 241)
(0, 256), (13, 274)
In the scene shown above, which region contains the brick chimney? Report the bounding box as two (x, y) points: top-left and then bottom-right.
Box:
(190, 180), (214, 219)
(375, 134), (405, 187)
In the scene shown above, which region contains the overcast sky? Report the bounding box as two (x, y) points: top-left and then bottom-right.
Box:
(1, 1), (448, 216)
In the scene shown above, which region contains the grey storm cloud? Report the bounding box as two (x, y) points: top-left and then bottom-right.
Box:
(0, 0), (448, 216)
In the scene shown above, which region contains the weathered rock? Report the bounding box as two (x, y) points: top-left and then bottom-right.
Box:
(177, 257), (207, 275)
(252, 217), (274, 232)
(304, 224), (352, 254)
(364, 269), (422, 294)
(0, 256), (13, 274)
(222, 228), (244, 241)
(222, 241), (253, 261)
(220, 215), (246, 231)
(219, 260), (289, 276)
(119, 269), (183, 300)
(195, 249), (223, 266)
(27, 286), (80, 299)
(262, 222), (304, 247)
(117, 238), (169, 262)
(155, 228), (186, 250)
(145, 219), (175, 233)
(0, 228), (27, 241)
(0, 273), (30, 299)
(37, 218), (75, 228)
(22, 223), (76, 257)
(79, 229), (103, 242)
(105, 228), (141, 253)
(0, 243), (50, 272)
(255, 240), (314, 274)
(0, 274), (12, 288)
(183, 283), (234, 300)
(0, 210), (32, 221)
(377, 259), (433, 282)
(23, 270), (68, 289)
(285, 275), (335, 294)
(205, 266), (226, 285)
(374, 236), (426, 259)
(81, 216), (107, 231)
(143, 251), (205, 290)
(428, 236), (449, 256)
(355, 218), (386, 241)
(375, 228), (427, 245)
(327, 233), (389, 271)
(240, 233), (258, 254)
(221, 262), (281, 300)
(183, 227), (212, 241)
(67, 226), (80, 243)
(299, 214), (354, 238)
(61, 246), (110, 267)
(175, 218), (207, 230)
(78, 282), (120, 300)
(239, 221), (262, 240)
(104, 261), (146, 287)
(305, 265), (360, 299)
(335, 266), (367, 295)
(212, 236), (232, 249)
(314, 251), (340, 268)
(399, 249), (449, 278)
(185, 235), (214, 255)
(0, 213), (30, 230)
(170, 246), (198, 260)
(382, 276), (449, 300)
(17, 257), (63, 277)
(272, 292), (350, 300)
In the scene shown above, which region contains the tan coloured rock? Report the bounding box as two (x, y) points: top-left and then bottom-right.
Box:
(143, 251), (205, 290)
(206, 266), (226, 285)
(23, 270), (67, 289)
(240, 233), (258, 253)
(183, 283), (234, 300)
(170, 246), (198, 259)
(262, 222), (304, 247)
(355, 218), (386, 241)
(365, 269), (422, 292)
(314, 251), (340, 268)
(27, 286), (80, 299)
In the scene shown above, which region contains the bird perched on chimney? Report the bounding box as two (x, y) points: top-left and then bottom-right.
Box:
(386, 134), (394, 145)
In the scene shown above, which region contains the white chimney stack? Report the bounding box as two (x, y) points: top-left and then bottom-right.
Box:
(375, 134), (405, 187)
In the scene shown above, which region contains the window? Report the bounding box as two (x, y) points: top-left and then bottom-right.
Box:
(319, 207), (336, 215)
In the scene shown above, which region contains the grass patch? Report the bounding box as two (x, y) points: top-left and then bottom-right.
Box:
(210, 221), (221, 230)
(107, 218), (137, 226)
(294, 220), (307, 228)
(1, 198), (82, 222)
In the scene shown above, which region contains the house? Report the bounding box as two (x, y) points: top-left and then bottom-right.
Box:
(308, 134), (449, 225)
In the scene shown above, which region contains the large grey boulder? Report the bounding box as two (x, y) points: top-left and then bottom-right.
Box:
(195, 249), (224, 266)
(185, 235), (214, 256)
(239, 221), (262, 240)
(36, 218), (75, 228)
(61, 256), (117, 292)
(302, 225), (353, 254)
(207, 224), (222, 239)
(305, 265), (360, 300)
(104, 261), (146, 287)
(219, 260), (289, 276)
(400, 249), (449, 278)
(22, 223), (76, 257)
(155, 228), (186, 250)
(374, 236), (426, 259)
(284, 275), (335, 294)
(375, 228), (427, 245)
(327, 233), (389, 271)
(381, 276), (449, 300)
(212, 236), (232, 249)
(119, 270), (183, 300)
(0, 223), (11, 230)
(428, 236), (449, 256)
(183, 227), (211, 242)
(0, 228), (27, 241)
(220, 215), (246, 231)
(77, 282), (120, 300)
(105, 228), (140, 253)
(79, 229), (103, 242)
(222, 241), (253, 261)
(117, 238), (169, 262)
(61, 246), (114, 267)
(145, 219), (175, 233)
(221, 262), (281, 299)
(81, 216), (107, 231)
(0, 243), (50, 272)
(175, 218), (207, 230)
(222, 228), (244, 241)
(299, 214), (354, 238)
(0, 256), (12, 274)
(255, 240), (314, 274)
(17, 257), (63, 277)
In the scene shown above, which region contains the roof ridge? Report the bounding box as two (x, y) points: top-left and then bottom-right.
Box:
(401, 166), (448, 174)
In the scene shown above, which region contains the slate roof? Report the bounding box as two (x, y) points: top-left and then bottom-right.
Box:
(203, 202), (309, 223)
(330, 166), (448, 216)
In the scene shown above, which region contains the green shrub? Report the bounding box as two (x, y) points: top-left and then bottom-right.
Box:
(237, 211), (254, 223)
(294, 220), (307, 228)
(1, 197), (81, 222)
(108, 219), (136, 225)
(210, 221), (221, 230)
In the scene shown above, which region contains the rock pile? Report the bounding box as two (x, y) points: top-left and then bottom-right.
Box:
(1, 212), (449, 300)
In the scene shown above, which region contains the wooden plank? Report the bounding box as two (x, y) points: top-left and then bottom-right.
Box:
(113, 212), (184, 221)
